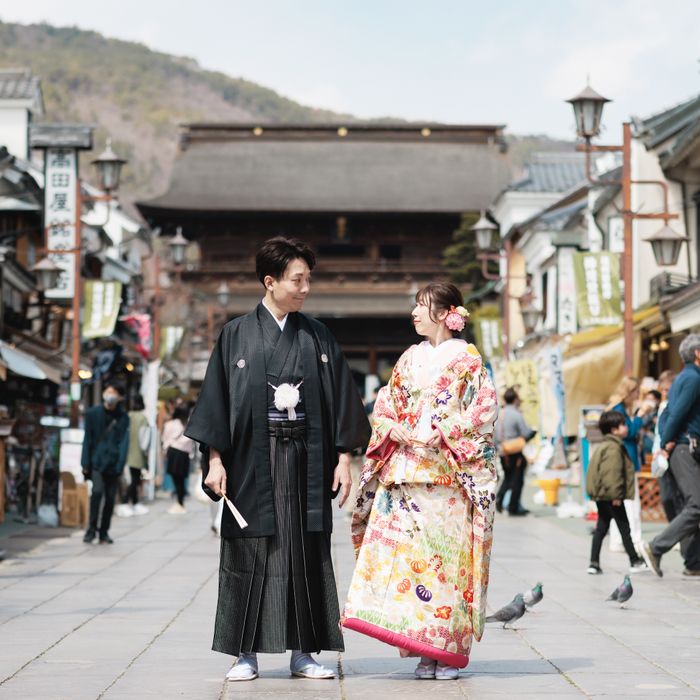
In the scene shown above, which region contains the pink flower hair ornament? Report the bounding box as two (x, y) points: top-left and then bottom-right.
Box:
(445, 305), (470, 332)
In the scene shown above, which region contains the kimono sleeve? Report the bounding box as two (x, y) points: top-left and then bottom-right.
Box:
(365, 348), (411, 462)
(185, 331), (231, 455)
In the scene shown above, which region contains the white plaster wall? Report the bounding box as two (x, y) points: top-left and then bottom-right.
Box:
(631, 137), (690, 308)
(0, 107), (29, 159)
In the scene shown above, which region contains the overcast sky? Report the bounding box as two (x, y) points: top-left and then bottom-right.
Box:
(1, 0), (698, 138)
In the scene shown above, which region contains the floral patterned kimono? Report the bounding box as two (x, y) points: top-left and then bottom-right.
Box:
(343, 339), (498, 668)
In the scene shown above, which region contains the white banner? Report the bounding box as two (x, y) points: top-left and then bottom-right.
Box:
(44, 148), (78, 299)
(557, 248), (577, 335)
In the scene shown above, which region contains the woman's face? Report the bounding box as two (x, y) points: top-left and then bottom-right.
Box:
(411, 299), (446, 337)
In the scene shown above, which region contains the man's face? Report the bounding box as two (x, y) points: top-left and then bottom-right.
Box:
(266, 258), (311, 314)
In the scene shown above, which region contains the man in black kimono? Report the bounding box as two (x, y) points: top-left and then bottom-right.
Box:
(185, 236), (371, 682)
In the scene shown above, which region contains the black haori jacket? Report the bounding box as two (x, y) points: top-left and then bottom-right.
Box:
(185, 305), (371, 538)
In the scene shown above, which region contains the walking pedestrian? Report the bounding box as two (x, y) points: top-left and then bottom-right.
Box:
(642, 334), (700, 577)
(116, 395), (151, 517)
(605, 377), (654, 550)
(184, 237), (371, 682)
(82, 381), (129, 544)
(586, 410), (647, 575)
(652, 371), (684, 523)
(495, 387), (536, 516)
(162, 405), (194, 514)
(344, 282), (498, 679)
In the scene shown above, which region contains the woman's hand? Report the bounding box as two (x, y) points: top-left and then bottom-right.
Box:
(205, 447), (227, 497)
(333, 453), (353, 508)
(425, 429), (442, 448)
(390, 423), (413, 445)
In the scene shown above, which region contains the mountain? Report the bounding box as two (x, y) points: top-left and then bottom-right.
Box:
(0, 21), (573, 207)
(0, 20), (352, 204)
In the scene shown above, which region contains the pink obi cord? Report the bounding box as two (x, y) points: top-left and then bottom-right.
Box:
(342, 617), (469, 668)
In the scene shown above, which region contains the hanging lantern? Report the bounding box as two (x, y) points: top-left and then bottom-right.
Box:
(643, 225), (688, 267)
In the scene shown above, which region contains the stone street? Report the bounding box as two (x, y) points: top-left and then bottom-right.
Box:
(1, 492), (699, 699)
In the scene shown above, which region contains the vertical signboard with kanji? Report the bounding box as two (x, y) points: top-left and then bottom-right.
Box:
(573, 251), (622, 328)
(44, 148), (78, 299)
(557, 247), (577, 335)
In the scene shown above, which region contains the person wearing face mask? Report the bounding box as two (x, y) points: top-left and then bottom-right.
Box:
(343, 282), (498, 680)
(82, 381), (130, 544)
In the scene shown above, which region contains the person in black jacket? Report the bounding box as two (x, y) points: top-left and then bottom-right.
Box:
(642, 334), (700, 577)
(82, 381), (130, 544)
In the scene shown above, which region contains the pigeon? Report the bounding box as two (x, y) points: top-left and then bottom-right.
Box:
(522, 582), (543, 608)
(485, 594), (526, 628)
(607, 575), (633, 605)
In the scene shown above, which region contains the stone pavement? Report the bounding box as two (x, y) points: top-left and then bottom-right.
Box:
(1, 493), (699, 699)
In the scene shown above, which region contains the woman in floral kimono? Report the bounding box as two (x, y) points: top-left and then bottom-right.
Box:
(343, 282), (498, 680)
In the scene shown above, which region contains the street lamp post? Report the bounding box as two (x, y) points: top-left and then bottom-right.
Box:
(32, 136), (128, 424)
(566, 83), (688, 375)
(471, 214), (540, 356)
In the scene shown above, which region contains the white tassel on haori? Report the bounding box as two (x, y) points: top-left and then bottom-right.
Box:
(268, 380), (304, 420)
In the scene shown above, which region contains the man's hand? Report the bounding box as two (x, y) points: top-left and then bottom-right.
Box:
(664, 442), (675, 454)
(333, 453), (353, 508)
(390, 423), (413, 445)
(205, 447), (227, 497)
(612, 499), (622, 506)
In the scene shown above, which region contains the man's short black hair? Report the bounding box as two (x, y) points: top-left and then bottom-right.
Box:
(599, 410), (626, 435)
(256, 236), (315, 286)
(104, 380), (125, 396)
(504, 387), (519, 405)
(647, 389), (662, 402)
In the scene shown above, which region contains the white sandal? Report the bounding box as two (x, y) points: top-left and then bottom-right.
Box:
(290, 652), (335, 679)
(226, 653), (258, 681)
(414, 658), (437, 679)
(435, 663), (459, 680)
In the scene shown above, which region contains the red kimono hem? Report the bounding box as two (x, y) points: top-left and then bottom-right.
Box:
(342, 617), (469, 668)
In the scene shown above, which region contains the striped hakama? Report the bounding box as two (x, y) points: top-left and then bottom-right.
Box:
(212, 419), (344, 656)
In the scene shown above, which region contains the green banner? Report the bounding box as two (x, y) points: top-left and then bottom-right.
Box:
(471, 306), (502, 359)
(160, 325), (185, 361)
(573, 251), (622, 328)
(82, 281), (122, 339)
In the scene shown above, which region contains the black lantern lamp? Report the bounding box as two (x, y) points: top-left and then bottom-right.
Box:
(91, 139), (127, 192)
(643, 225), (689, 267)
(217, 282), (230, 307)
(168, 227), (189, 266)
(32, 256), (63, 291)
(567, 84), (611, 140)
(471, 210), (499, 251)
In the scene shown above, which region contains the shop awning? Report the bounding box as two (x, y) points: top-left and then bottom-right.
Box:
(563, 336), (625, 436)
(0, 341), (62, 384)
(565, 306), (661, 356)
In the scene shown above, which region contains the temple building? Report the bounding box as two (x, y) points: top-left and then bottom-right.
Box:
(137, 123), (511, 386)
